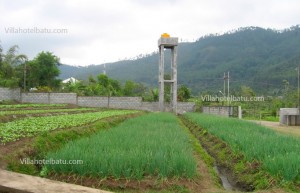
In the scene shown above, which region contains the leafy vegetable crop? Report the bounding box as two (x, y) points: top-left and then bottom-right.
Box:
(0, 110), (138, 143)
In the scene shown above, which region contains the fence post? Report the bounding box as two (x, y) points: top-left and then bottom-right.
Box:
(238, 106), (242, 119)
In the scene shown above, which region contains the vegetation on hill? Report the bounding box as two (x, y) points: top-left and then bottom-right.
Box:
(59, 25), (300, 96)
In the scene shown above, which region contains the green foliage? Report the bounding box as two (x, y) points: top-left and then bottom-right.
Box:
(59, 26), (300, 95)
(141, 88), (159, 102)
(0, 110), (138, 143)
(0, 103), (66, 109)
(185, 113), (300, 182)
(45, 113), (197, 179)
(178, 85), (191, 102)
(0, 43), (63, 90)
(61, 73), (179, 100)
(61, 81), (86, 95)
(123, 80), (146, 96)
(0, 44), (27, 88)
(27, 51), (61, 89)
(0, 107), (93, 116)
(6, 114), (136, 175)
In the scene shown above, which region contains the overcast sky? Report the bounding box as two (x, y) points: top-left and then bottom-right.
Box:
(1, 0), (300, 66)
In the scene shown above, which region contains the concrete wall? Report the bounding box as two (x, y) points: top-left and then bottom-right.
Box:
(140, 102), (159, 112)
(78, 96), (142, 109)
(0, 87), (195, 112)
(202, 106), (240, 118)
(279, 108), (300, 126)
(21, 93), (49, 104)
(177, 102), (196, 113)
(50, 93), (77, 104)
(78, 96), (108, 108)
(21, 93), (77, 104)
(0, 87), (21, 101)
(202, 106), (230, 117)
(109, 97), (142, 109)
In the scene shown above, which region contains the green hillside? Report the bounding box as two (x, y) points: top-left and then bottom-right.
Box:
(59, 26), (300, 95)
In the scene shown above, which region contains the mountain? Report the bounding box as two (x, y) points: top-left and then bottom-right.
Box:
(59, 26), (300, 95)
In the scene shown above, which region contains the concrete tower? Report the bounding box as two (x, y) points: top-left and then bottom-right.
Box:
(158, 33), (178, 113)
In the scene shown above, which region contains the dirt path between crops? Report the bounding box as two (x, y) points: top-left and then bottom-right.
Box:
(0, 169), (112, 193)
(250, 120), (300, 137)
(0, 138), (32, 170)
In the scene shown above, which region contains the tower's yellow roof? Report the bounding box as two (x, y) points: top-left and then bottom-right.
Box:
(161, 33), (170, 38)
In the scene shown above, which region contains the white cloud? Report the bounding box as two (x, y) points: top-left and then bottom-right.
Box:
(1, 0), (300, 66)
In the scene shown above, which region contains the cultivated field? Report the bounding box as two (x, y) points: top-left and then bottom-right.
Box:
(46, 113), (196, 179)
(184, 113), (300, 183)
(0, 104), (299, 193)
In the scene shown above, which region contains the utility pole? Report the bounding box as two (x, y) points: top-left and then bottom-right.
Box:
(223, 72), (226, 96)
(297, 66), (300, 111)
(103, 63), (106, 75)
(228, 71), (230, 105)
(223, 72), (230, 106)
(23, 60), (27, 91)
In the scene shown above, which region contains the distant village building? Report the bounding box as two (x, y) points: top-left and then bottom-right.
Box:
(62, 77), (79, 84)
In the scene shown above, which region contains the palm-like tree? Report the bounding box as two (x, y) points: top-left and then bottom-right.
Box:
(0, 44), (28, 87)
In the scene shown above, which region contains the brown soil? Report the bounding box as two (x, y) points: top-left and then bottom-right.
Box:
(47, 155), (224, 193)
(0, 137), (33, 170)
(251, 120), (300, 137)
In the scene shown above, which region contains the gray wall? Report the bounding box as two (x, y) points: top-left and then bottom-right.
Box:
(0, 87), (21, 101)
(202, 106), (240, 117)
(0, 87), (195, 112)
(21, 93), (77, 104)
(78, 96), (142, 109)
(279, 108), (300, 126)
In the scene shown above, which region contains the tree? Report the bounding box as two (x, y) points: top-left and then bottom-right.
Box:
(96, 74), (122, 96)
(178, 85), (191, 102)
(240, 85), (256, 97)
(97, 74), (109, 88)
(124, 80), (135, 96)
(3, 45), (27, 67)
(27, 51), (60, 89)
(0, 45), (27, 88)
(123, 80), (147, 96)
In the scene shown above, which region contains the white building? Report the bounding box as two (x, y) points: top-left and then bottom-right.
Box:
(62, 77), (79, 84)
